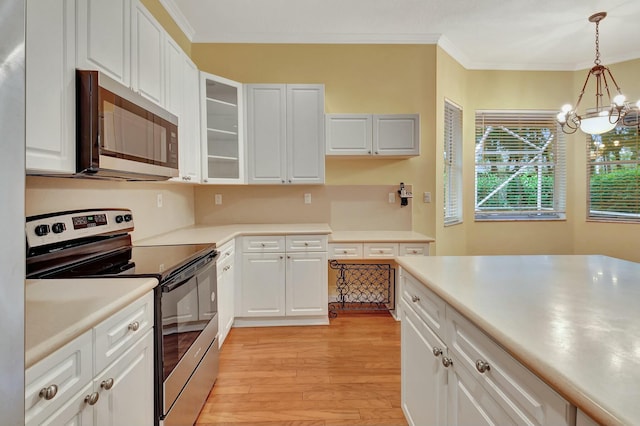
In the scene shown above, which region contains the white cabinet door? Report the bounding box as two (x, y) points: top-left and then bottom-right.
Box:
(285, 252), (328, 316)
(94, 329), (154, 426)
(246, 84), (287, 184)
(401, 302), (447, 426)
(286, 85), (325, 184)
(164, 37), (183, 116)
(35, 383), (95, 426)
(325, 114), (372, 155)
(246, 84), (325, 184)
(374, 114), (420, 156)
(240, 253), (286, 316)
(201, 73), (245, 184)
(217, 257), (234, 347)
(25, 0), (76, 174)
(76, 0), (131, 86)
(130, 0), (164, 106)
(180, 58), (202, 182)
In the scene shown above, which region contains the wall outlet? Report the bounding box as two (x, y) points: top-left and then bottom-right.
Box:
(304, 193), (312, 204)
(388, 192), (395, 203)
(157, 193), (163, 208)
(423, 192), (431, 203)
(215, 194), (222, 205)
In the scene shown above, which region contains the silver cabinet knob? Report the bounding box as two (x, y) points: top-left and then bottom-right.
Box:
(100, 378), (115, 390)
(304, 242), (309, 246)
(368, 150), (372, 154)
(279, 255), (284, 259)
(432, 347), (443, 357)
(261, 243), (265, 247)
(475, 359), (491, 373)
(84, 392), (99, 405)
(411, 295), (420, 303)
(128, 321), (140, 332)
(39, 384), (58, 400)
(378, 249), (384, 254)
(374, 151), (379, 154)
(411, 250), (418, 254)
(441, 356), (453, 368)
(288, 179), (292, 183)
(281, 179), (285, 183)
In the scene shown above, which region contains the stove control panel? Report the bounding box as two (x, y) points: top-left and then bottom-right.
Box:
(26, 209), (134, 249)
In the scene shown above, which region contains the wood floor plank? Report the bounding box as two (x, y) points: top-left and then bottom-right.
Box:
(196, 313), (407, 426)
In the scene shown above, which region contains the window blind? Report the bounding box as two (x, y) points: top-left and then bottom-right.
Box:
(444, 100), (463, 225)
(474, 111), (566, 220)
(587, 125), (640, 222)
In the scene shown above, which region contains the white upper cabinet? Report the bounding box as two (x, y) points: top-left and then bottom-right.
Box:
(326, 113), (420, 156)
(246, 84), (325, 185)
(26, 0), (77, 173)
(130, 0), (165, 105)
(200, 72), (245, 184)
(76, 0), (131, 86)
(166, 38), (201, 182)
(77, 0), (167, 107)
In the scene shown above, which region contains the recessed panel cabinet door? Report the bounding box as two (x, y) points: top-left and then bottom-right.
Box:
(76, 0), (131, 86)
(131, 1), (164, 105)
(285, 252), (328, 316)
(246, 85), (287, 184)
(401, 302), (447, 426)
(241, 253), (286, 316)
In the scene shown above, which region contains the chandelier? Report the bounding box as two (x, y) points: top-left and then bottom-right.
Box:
(557, 12), (640, 135)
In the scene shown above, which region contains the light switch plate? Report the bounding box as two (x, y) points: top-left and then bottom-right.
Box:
(157, 193), (163, 208)
(388, 192), (396, 203)
(423, 192), (431, 203)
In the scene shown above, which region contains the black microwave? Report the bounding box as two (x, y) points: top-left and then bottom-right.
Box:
(76, 70), (179, 181)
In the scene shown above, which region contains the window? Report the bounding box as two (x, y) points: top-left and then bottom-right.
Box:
(444, 100), (463, 225)
(474, 111), (566, 220)
(587, 125), (640, 222)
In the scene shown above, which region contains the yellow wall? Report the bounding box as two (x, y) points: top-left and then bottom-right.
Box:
(140, 0), (191, 55)
(192, 44), (438, 239)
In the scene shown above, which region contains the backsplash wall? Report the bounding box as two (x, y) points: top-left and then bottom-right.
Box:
(195, 184), (413, 231)
(26, 176), (195, 242)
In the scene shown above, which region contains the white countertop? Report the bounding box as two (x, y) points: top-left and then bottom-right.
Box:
(135, 223), (333, 246)
(25, 277), (158, 368)
(395, 255), (640, 426)
(330, 230), (434, 243)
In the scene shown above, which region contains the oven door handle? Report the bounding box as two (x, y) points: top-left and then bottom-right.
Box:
(162, 254), (216, 293)
(162, 275), (194, 293)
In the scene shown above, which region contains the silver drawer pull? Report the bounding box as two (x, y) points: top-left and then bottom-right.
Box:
(261, 243), (265, 247)
(432, 347), (443, 357)
(304, 242), (309, 246)
(411, 295), (420, 303)
(411, 250), (418, 254)
(39, 384), (58, 400)
(378, 249), (384, 254)
(100, 378), (115, 390)
(441, 356), (453, 368)
(342, 250), (348, 254)
(128, 321), (140, 332)
(84, 392), (99, 405)
(475, 359), (491, 373)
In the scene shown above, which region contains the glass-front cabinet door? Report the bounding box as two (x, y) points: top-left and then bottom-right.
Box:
(200, 71), (245, 184)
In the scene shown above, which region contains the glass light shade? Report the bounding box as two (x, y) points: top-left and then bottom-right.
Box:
(561, 104), (573, 113)
(613, 94), (626, 106)
(556, 112), (567, 123)
(579, 116), (617, 135)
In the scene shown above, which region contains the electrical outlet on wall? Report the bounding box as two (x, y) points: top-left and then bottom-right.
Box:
(423, 192), (431, 203)
(157, 193), (163, 208)
(215, 194), (222, 205)
(304, 193), (312, 204)
(388, 192), (396, 203)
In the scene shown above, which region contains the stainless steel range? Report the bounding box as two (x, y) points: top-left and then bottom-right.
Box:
(26, 208), (219, 426)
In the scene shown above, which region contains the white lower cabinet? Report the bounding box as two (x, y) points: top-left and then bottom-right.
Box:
(237, 235), (328, 325)
(25, 292), (154, 426)
(400, 270), (573, 426)
(217, 239), (236, 347)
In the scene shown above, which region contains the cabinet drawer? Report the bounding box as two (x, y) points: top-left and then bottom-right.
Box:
(217, 239), (235, 263)
(242, 235), (286, 252)
(363, 243), (398, 258)
(328, 243), (363, 259)
(25, 330), (93, 424)
(94, 292), (154, 374)
(399, 243), (430, 256)
(401, 271), (446, 341)
(286, 234), (328, 252)
(446, 307), (572, 426)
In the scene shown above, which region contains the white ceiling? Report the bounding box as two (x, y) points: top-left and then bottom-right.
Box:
(161, 0), (640, 71)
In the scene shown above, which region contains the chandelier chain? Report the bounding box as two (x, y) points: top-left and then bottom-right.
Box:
(594, 20), (600, 66)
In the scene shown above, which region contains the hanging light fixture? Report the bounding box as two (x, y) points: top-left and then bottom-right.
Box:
(557, 12), (640, 135)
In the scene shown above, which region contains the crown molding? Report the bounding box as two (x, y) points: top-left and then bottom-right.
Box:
(191, 32), (441, 45)
(158, 0), (195, 41)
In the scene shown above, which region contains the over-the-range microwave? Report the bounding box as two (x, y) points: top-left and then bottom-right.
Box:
(76, 69), (179, 181)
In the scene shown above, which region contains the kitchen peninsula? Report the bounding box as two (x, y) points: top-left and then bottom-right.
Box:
(395, 255), (640, 426)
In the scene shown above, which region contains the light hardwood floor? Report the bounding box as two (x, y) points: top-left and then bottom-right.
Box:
(196, 312), (408, 426)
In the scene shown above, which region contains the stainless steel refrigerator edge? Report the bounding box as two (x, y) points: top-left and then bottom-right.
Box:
(0, 0), (26, 425)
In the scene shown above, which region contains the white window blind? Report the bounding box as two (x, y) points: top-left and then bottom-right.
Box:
(587, 125), (640, 222)
(474, 111), (566, 220)
(444, 100), (463, 225)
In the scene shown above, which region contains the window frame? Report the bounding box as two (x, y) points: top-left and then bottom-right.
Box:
(444, 99), (463, 226)
(474, 110), (566, 221)
(586, 124), (640, 223)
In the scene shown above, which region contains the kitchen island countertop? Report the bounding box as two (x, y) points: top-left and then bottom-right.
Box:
(395, 254), (640, 426)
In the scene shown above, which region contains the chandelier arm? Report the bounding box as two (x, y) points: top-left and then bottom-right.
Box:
(572, 70), (593, 113)
(603, 67), (624, 97)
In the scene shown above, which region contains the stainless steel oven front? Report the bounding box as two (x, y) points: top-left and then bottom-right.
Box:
(158, 252), (219, 426)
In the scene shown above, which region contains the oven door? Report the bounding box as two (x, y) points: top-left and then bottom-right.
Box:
(161, 258), (218, 417)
